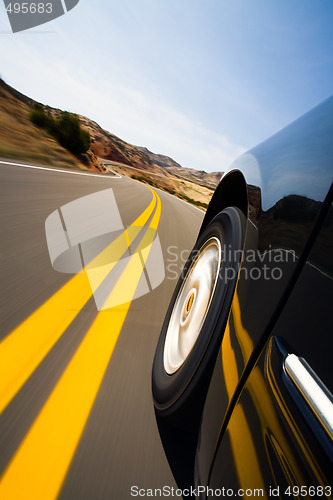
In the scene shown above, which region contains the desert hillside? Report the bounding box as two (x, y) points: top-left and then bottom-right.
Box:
(0, 79), (223, 207)
(138, 146), (221, 189)
(0, 79), (104, 173)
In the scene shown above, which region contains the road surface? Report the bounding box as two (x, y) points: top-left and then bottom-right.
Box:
(0, 160), (204, 500)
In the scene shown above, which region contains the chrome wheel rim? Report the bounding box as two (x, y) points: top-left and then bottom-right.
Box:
(163, 237), (222, 375)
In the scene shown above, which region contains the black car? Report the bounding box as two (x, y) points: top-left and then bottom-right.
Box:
(152, 97), (333, 498)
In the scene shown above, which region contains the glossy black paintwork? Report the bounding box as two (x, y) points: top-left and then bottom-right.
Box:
(207, 208), (333, 493)
(196, 97), (333, 490)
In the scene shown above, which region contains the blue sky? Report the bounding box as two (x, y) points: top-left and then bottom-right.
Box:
(0, 0), (332, 172)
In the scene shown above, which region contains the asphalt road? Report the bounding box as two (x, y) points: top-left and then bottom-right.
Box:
(0, 160), (204, 500)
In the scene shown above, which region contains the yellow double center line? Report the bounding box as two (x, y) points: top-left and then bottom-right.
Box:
(219, 294), (306, 491)
(0, 187), (161, 500)
(0, 189), (157, 414)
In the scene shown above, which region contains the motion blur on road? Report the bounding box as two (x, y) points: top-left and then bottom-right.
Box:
(0, 161), (204, 500)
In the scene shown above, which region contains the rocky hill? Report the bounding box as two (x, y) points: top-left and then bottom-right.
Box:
(0, 79), (223, 207)
(78, 116), (153, 172)
(138, 146), (222, 189)
(77, 120), (222, 192)
(138, 146), (183, 170)
(0, 79), (104, 172)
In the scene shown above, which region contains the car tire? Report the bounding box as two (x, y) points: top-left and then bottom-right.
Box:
(152, 207), (246, 427)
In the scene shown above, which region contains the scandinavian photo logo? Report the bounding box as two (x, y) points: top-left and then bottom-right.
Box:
(3, 0), (80, 33)
(45, 188), (165, 311)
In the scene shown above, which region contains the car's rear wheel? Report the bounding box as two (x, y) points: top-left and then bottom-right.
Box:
(152, 207), (246, 427)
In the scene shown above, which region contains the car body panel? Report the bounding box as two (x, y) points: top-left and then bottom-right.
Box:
(196, 97), (333, 488)
(206, 206), (333, 494)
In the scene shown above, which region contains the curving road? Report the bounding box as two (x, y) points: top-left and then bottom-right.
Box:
(0, 160), (204, 500)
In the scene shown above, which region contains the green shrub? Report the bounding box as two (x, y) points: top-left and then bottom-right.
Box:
(54, 112), (90, 154)
(29, 106), (90, 154)
(29, 105), (52, 129)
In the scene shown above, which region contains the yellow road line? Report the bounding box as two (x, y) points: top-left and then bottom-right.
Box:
(222, 321), (240, 399)
(220, 297), (304, 490)
(0, 190), (156, 415)
(0, 190), (161, 500)
(221, 322), (265, 492)
(227, 403), (266, 492)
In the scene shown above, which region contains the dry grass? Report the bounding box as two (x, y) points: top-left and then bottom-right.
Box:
(110, 163), (214, 209)
(0, 85), (94, 171)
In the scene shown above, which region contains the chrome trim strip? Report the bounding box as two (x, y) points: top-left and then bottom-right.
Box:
(285, 354), (333, 440)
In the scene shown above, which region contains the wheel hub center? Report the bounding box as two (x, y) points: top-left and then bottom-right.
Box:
(186, 292), (195, 312)
(180, 288), (197, 326)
